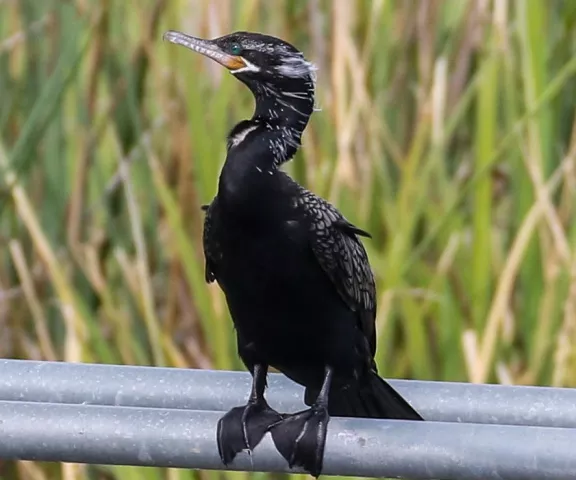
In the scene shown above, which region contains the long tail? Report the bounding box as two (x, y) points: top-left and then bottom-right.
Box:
(306, 370), (423, 420)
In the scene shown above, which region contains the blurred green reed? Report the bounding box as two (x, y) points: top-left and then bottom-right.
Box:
(1, 1), (575, 479)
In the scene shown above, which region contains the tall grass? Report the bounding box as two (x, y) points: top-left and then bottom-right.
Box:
(1, 0), (575, 479)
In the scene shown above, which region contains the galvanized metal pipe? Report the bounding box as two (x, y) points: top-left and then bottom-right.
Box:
(1, 359), (575, 428)
(0, 400), (574, 479)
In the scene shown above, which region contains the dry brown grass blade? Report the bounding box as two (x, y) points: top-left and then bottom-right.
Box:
(470, 155), (572, 383)
(8, 240), (58, 361)
(0, 143), (88, 362)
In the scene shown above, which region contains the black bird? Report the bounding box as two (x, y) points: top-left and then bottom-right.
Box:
(163, 29), (423, 477)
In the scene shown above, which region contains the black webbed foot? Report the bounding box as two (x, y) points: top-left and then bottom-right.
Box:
(217, 399), (283, 465)
(270, 404), (330, 478)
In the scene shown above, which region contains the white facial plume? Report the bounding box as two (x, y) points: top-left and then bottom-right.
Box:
(275, 54), (317, 80)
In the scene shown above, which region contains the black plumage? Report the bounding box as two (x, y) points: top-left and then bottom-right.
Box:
(163, 29), (423, 478)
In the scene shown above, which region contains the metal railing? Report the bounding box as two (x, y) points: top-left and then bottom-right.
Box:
(0, 359), (575, 479)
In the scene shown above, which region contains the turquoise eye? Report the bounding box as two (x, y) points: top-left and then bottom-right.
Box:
(230, 43), (243, 55)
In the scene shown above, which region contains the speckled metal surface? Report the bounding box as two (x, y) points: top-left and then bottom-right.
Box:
(0, 400), (575, 479)
(1, 359), (576, 428)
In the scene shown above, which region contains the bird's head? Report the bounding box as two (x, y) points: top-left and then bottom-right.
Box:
(163, 30), (317, 122)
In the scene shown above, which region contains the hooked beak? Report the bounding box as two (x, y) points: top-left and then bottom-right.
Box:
(163, 30), (246, 71)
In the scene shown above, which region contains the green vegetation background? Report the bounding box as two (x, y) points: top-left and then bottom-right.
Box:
(1, 0), (575, 479)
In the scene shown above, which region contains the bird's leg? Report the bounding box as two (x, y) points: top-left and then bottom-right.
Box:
(270, 366), (333, 478)
(217, 363), (283, 465)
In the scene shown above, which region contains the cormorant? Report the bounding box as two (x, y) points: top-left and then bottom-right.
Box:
(163, 29), (424, 478)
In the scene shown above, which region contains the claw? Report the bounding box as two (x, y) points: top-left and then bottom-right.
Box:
(270, 405), (330, 478)
(216, 401), (283, 465)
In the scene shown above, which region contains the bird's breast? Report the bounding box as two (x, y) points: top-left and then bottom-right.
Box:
(205, 203), (366, 378)
(209, 208), (324, 307)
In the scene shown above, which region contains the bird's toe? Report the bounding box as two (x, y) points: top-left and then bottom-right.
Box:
(270, 405), (330, 478)
(216, 402), (283, 465)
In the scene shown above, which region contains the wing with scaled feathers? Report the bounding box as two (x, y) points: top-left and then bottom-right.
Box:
(298, 188), (377, 354)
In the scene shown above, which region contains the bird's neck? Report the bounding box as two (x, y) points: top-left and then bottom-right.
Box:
(254, 85), (314, 149)
(251, 79), (316, 164)
(217, 81), (315, 209)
